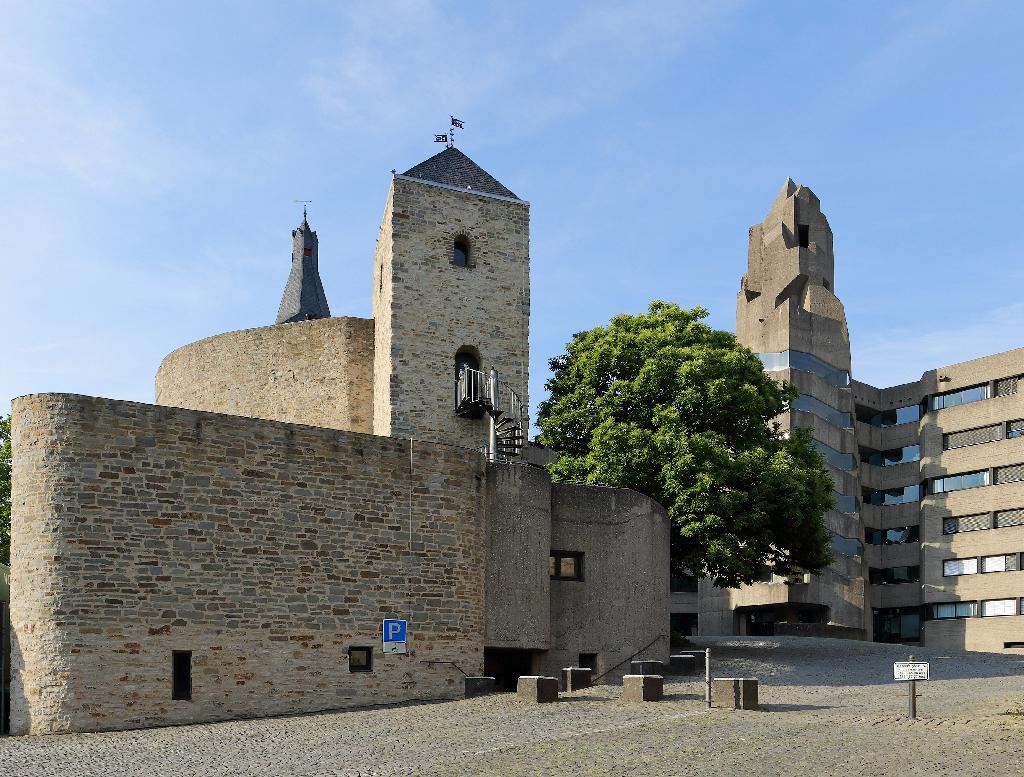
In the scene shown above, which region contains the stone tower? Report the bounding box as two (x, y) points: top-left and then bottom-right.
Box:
(720, 179), (867, 636)
(276, 210), (332, 324)
(371, 147), (530, 450)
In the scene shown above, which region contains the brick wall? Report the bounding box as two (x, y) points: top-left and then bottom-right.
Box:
(10, 394), (486, 734)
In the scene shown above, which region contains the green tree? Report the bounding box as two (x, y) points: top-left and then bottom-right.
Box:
(1, 414), (10, 566)
(536, 301), (834, 588)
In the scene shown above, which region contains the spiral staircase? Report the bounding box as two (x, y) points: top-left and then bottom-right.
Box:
(455, 367), (526, 462)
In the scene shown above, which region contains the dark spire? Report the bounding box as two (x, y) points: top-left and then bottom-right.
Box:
(402, 147), (519, 200)
(275, 214), (331, 325)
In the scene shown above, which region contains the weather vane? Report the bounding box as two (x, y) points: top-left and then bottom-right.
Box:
(293, 199), (313, 219)
(434, 116), (465, 149)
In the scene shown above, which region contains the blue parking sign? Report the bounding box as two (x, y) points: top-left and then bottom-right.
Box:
(382, 619), (407, 654)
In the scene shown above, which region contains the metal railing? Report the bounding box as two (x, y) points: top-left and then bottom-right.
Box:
(591, 633), (669, 685)
(456, 367), (526, 462)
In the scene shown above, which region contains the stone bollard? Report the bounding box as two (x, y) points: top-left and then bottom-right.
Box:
(623, 674), (664, 702)
(464, 676), (497, 698)
(711, 678), (759, 710)
(516, 675), (559, 703)
(561, 667), (593, 692)
(669, 654), (697, 675)
(629, 659), (665, 676)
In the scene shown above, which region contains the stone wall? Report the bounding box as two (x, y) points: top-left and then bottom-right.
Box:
(155, 316), (374, 434)
(372, 176), (530, 450)
(544, 484), (670, 678)
(9, 393), (486, 735)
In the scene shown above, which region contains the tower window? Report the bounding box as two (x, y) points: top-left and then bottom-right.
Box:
(172, 651), (192, 701)
(453, 236), (470, 267)
(797, 224), (810, 247)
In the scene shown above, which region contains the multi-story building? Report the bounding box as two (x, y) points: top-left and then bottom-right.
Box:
(687, 180), (1024, 653)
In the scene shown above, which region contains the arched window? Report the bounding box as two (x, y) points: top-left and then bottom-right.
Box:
(453, 236), (470, 267)
(455, 350), (479, 380)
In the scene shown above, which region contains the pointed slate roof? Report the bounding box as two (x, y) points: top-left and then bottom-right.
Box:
(402, 147), (519, 200)
(275, 213), (332, 325)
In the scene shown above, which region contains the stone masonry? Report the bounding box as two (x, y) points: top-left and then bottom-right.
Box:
(9, 393), (486, 734)
(372, 175), (530, 450)
(156, 316), (374, 434)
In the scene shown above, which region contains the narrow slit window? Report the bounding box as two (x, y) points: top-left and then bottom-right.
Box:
(172, 651), (192, 701)
(797, 224), (810, 247)
(453, 236), (470, 267)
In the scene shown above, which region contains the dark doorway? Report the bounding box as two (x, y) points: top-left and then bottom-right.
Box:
(484, 648), (534, 692)
(747, 609), (776, 637)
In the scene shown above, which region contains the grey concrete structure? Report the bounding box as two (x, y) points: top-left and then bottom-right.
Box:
(622, 674), (663, 702)
(711, 678), (759, 710)
(690, 180), (1024, 654)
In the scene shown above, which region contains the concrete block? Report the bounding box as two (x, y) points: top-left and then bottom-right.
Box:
(516, 675), (559, 703)
(561, 667), (593, 692)
(668, 654), (697, 674)
(622, 674), (663, 702)
(711, 678), (759, 710)
(464, 676), (497, 698)
(629, 659), (665, 676)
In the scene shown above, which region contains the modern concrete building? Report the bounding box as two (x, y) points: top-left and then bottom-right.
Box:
(681, 180), (1024, 653)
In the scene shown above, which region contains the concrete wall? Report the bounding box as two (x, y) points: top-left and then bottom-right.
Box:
(9, 394), (486, 735)
(484, 465), (551, 650)
(372, 176), (530, 450)
(543, 484), (670, 677)
(155, 317), (375, 434)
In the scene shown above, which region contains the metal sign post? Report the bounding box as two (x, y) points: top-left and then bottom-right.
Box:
(705, 648), (711, 710)
(893, 655), (929, 719)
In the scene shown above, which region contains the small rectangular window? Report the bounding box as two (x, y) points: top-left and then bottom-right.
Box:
(550, 551), (584, 581)
(172, 651), (192, 701)
(578, 653), (597, 671)
(996, 508), (1024, 528)
(944, 513), (991, 534)
(932, 601), (976, 619)
(348, 646), (373, 672)
(995, 463), (1024, 485)
(943, 558), (978, 577)
(981, 599), (1016, 617)
(797, 224), (810, 247)
(931, 384), (991, 411)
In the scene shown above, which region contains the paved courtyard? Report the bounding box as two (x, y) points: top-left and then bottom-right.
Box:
(3, 637), (1024, 776)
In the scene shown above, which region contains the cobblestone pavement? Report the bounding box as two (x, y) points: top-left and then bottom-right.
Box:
(3, 638), (1023, 776)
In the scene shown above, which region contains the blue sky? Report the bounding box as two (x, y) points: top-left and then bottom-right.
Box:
(3, 1), (1023, 423)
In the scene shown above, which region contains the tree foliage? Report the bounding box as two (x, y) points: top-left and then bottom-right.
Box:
(536, 302), (834, 588)
(1, 414), (10, 566)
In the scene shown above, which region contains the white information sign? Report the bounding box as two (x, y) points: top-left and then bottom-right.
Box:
(894, 661), (929, 681)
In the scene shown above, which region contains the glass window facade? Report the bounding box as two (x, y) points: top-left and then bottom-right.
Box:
(757, 350), (850, 387)
(791, 394), (852, 428)
(980, 554), (1019, 573)
(873, 607), (922, 643)
(833, 491), (858, 513)
(864, 484), (921, 506)
(865, 525), (920, 545)
(932, 601), (976, 619)
(863, 404), (921, 428)
(931, 384), (990, 411)
(862, 444), (921, 467)
(931, 470), (990, 494)
(943, 558), (978, 577)
(830, 532), (863, 558)
(812, 440), (854, 471)
(869, 565), (920, 585)
(943, 513), (992, 534)
(981, 599), (1016, 617)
